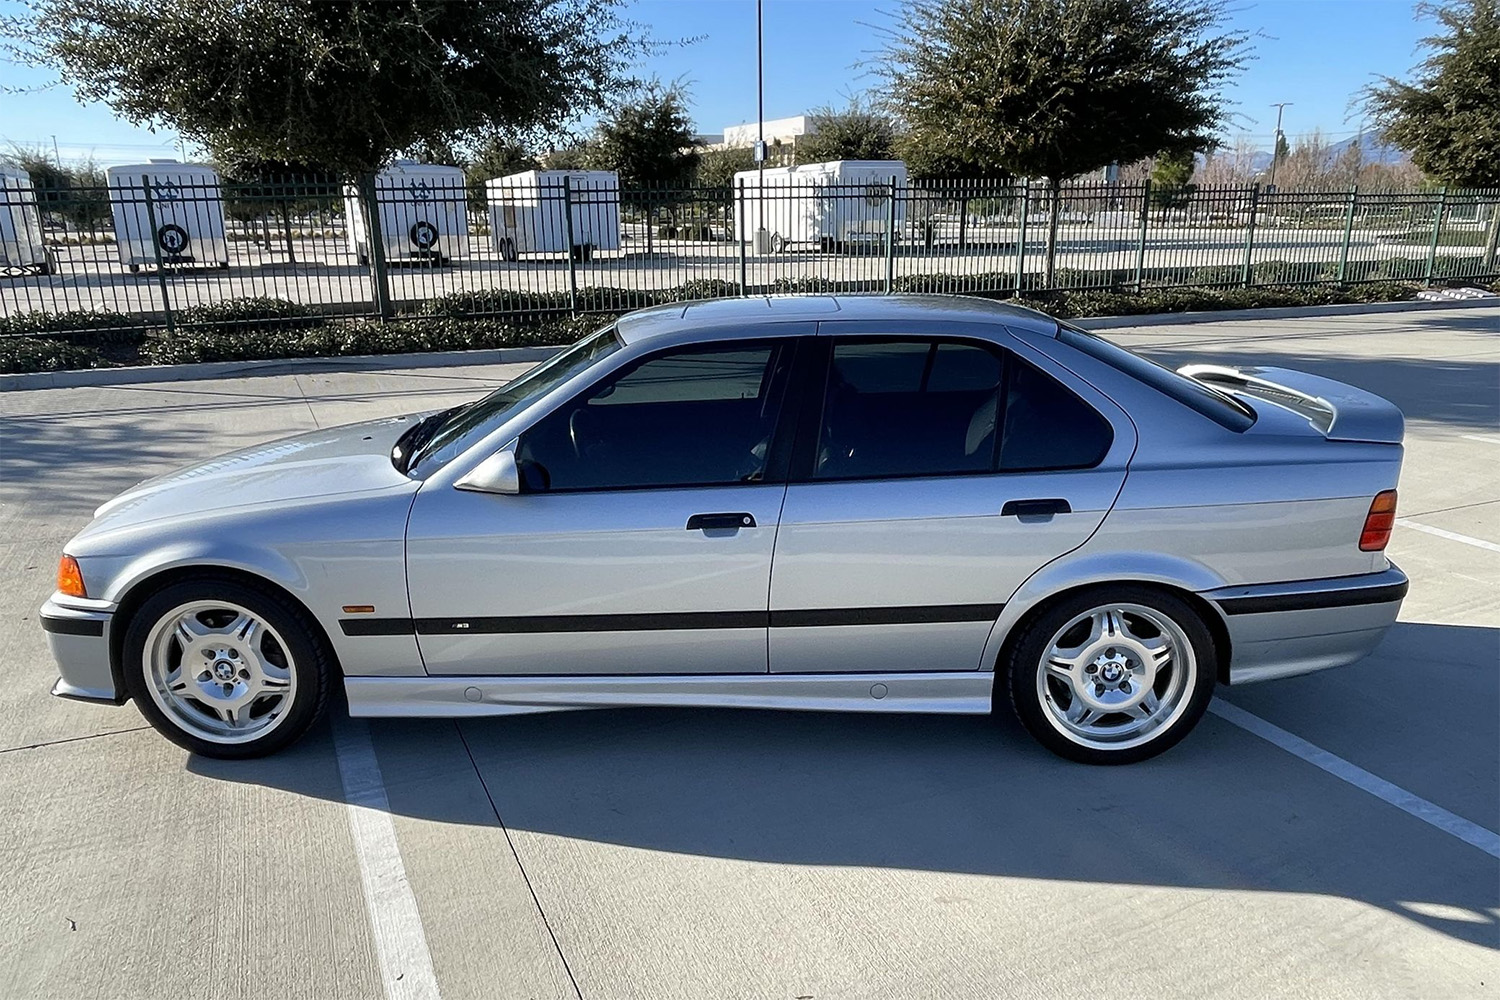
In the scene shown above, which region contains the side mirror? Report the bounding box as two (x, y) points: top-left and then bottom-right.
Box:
(455, 443), (520, 496)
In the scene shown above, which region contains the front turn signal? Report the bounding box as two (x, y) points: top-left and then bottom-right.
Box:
(1359, 490), (1398, 551)
(57, 555), (87, 598)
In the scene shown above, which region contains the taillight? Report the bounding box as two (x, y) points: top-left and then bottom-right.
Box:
(57, 554), (87, 598)
(1359, 490), (1398, 551)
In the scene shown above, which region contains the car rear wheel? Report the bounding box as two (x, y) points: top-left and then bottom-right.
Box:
(122, 578), (331, 759)
(1005, 587), (1215, 764)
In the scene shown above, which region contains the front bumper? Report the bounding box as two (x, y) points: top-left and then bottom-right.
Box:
(1202, 565), (1408, 684)
(41, 597), (123, 704)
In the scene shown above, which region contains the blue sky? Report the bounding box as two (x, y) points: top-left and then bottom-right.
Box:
(0, 0), (1430, 165)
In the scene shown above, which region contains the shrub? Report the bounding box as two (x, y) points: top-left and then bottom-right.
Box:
(0, 308), (144, 344)
(667, 278), (740, 302)
(175, 296), (322, 333)
(0, 336), (105, 374)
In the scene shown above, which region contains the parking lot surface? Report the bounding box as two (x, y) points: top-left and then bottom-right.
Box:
(1, 304), (1496, 999)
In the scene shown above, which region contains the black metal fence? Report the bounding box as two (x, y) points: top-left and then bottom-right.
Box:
(2, 172), (1498, 334)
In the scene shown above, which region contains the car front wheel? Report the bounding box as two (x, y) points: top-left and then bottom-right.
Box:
(1005, 587), (1216, 765)
(122, 578), (331, 758)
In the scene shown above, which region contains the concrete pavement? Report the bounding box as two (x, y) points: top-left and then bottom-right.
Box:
(1, 305), (1495, 999)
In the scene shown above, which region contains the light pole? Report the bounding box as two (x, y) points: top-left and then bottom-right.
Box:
(1268, 102), (1292, 188)
(753, 0), (769, 254)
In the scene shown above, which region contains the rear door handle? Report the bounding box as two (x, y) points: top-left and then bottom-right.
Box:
(1001, 498), (1072, 517)
(686, 512), (757, 531)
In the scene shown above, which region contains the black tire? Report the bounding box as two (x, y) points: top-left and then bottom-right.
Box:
(1003, 585), (1216, 765)
(122, 577), (333, 759)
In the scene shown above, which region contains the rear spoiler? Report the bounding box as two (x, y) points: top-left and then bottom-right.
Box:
(1177, 364), (1404, 444)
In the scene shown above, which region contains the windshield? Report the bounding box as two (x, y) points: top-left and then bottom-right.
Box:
(406, 326), (622, 476)
(1056, 323), (1256, 432)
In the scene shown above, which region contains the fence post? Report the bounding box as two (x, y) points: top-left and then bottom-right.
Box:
(561, 176), (579, 315)
(1337, 187), (1358, 283)
(1240, 183), (1260, 288)
(139, 175), (175, 334)
(884, 176), (898, 294)
(1015, 180), (1030, 295)
(1133, 180), (1151, 291)
(1425, 186), (1448, 283)
(1483, 189), (1500, 276)
(359, 173), (393, 320)
(737, 179), (748, 296)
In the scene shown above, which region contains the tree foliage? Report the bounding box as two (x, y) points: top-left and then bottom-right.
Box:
(695, 146), (755, 190)
(11, 0), (642, 176)
(880, 0), (1251, 181)
(796, 101), (900, 164)
(1364, 0), (1500, 187)
(463, 134), (540, 209)
(3, 147), (110, 228)
(584, 80), (700, 202)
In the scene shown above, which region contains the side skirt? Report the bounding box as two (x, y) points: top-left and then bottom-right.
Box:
(344, 672), (996, 719)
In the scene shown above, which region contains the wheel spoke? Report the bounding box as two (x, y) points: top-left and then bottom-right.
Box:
(1046, 653), (1079, 679)
(1140, 635), (1172, 668)
(1126, 691), (1161, 721)
(227, 613), (258, 646)
(174, 615), (211, 648)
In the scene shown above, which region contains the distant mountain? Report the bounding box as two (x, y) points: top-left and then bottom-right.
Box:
(1326, 132), (1409, 166)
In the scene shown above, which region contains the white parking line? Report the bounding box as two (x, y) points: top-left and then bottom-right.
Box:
(1459, 434), (1500, 446)
(1395, 517), (1500, 553)
(1209, 701), (1500, 860)
(333, 718), (442, 1000)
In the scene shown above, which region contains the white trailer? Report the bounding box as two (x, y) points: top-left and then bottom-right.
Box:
(734, 160), (908, 253)
(343, 161), (469, 266)
(107, 161), (229, 271)
(0, 165), (53, 274)
(485, 170), (621, 262)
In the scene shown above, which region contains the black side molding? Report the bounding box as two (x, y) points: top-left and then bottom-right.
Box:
(1217, 581), (1409, 615)
(41, 615), (105, 637)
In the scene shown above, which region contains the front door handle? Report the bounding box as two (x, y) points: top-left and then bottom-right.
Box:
(686, 512), (757, 531)
(1001, 498), (1072, 517)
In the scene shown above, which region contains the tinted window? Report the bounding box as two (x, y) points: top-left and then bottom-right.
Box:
(814, 340), (1004, 479)
(517, 342), (791, 491)
(1056, 323), (1255, 431)
(410, 326), (620, 476)
(999, 356), (1114, 470)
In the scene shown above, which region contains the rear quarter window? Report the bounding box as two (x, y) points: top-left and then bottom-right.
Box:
(1056, 324), (1256, 432)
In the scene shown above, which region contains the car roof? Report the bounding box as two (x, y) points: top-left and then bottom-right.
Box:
(615, 294), (1060, 344)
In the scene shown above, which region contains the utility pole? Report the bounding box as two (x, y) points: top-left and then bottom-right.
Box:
(51, 135), (60, 165)
(1267, 102), (1292, 188)
(753, 0), (769, 254)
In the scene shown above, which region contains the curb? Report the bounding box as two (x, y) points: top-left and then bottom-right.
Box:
(3, 297), (1496, 392)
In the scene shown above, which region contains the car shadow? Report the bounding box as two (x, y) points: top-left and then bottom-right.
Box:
(189, 620), (1499, 951)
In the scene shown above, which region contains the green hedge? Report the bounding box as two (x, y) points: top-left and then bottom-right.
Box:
(0, 336), (106, 374)
(0, 308), (144, 345)
(141, 315), (596, 366)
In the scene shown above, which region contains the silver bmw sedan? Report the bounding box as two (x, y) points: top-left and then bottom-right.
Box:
(41, 295), (1407, 764)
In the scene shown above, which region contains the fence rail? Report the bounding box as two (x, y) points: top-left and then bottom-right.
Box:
(2, 175), (1498, 335)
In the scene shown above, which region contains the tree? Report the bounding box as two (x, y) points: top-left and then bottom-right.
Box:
(1149, 149), (1196, 208)
(795, 101), (899, 164)
(464, 135), (540, 211)
(881, 0), (1251, 283)
(584, 79), (700, 210)
(695, 146), (755, 191)
(1365, 0), (1499, 187)
(10, 0), (642, 177)
(1365, 0), (1500, 265)
(5, 146), (110, 230)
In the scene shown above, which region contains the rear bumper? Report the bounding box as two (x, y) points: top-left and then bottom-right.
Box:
(1202, 566), (1408, 684)
(41, 598), (123, 704)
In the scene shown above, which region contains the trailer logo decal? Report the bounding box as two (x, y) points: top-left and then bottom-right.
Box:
(410, 220), (440, 249)
(156, 224), (190, 255)
(409, 180), (433, 201)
